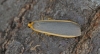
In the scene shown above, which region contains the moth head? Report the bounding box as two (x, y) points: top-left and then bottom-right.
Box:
(28, 22), (33, 28)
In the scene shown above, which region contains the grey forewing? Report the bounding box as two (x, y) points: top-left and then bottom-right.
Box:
(33, 21), (81, 36)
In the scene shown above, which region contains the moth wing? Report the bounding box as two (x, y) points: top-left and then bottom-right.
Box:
(33, 20), (81, 37)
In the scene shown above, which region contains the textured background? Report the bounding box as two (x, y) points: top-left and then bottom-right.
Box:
(0, 0), (100, 54)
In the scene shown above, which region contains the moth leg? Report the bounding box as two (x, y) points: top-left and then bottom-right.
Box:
(40, 15), (45, 20)
(47, 17), (54, 20)
(31, 31), (35, 35)
(44, 33), (50, 36)
(30, 31), (34, 37)
(41, 16), (44, 20)
(35, 32), (39, 35)
(46, 16), (55, 20)
(40, 16), (55, 20)
(31, 31), (40, 36)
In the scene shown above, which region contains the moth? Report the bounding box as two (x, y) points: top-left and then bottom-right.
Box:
(28, 20), (81, 38)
